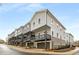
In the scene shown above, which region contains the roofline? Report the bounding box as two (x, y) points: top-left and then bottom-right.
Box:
(30, 9), (48, 22)
(30, 9), (66, 30)
(66, 33), (74, 37)
(46, 9), (66, 30)
(9, 9), (66, 36)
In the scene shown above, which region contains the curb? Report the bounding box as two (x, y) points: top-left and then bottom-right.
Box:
(8, 45), (78, 55)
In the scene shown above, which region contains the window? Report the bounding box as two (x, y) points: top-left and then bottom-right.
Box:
(51, 19), (53, 24)
(27, 25), (29, 28)
(57, 33), (58, 38)
(60, 36), (62, 39)
(60, 26), (63, 31)
(44, 31), (47, 34)
(38, 33), (40, 36)
(52, 19), (53, 23)
(38, 33), (40, 37)
(33, 22), (35, 26)
(52, 31), (53, 36)
(38, 18), (40, 24)
(57, 24), (59, 28)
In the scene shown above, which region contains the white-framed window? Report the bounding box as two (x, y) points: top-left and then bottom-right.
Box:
(60, 35), (62, 39)
(33, 22), (35, 26)
(38, 18), (40, 24)
(57, 23), (59, 28)
(51, 19), (53, 24)
(57, 33), (58, 38)
(52, 31), (53, 36)
(27, 25), (29, 28)
(38, 33), (40, 36)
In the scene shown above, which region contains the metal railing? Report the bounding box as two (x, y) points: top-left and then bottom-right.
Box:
(31, 34), (51, 41)
(15, 34), (51, 42)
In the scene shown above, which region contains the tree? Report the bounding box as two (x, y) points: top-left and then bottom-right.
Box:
(0, 39), (5, 44)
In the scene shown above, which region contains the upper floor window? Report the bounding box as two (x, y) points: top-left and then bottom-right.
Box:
(57, 33), (58, 38)
(52, 19), (53, 23)
(38, 33), (40, 38)
(38, 18), (40, 24)
(38, 33), (40, 36)
(44, 31), (47, 38)
(52, 31), (53, 36)
(33, 22), (35, 26)
(60, 26), (62, 31)
(44, 31), (47, 34)
(60, 35), (62, 39)
(27, 25), (29, 28)
(57, 24), (59, 28)
(51, 19), (53, 24)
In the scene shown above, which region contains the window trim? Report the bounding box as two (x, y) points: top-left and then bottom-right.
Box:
(57, 33), (58, 38)
(52, 31), (53, 36)
(38, 18), (40, 24)
(33, 22), (35, 26)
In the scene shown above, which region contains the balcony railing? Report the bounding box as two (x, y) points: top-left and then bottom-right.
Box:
(30, 34), (51, 41)
(23, 28), (31, 34)
(15, 34), (51, 42)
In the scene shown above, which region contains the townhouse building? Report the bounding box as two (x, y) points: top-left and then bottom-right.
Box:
(8, 31), (16, 45)
(65, 33), (74, 47)
(8, 9), (74, 50)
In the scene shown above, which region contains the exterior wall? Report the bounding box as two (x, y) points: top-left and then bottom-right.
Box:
(16, 26), (24, 36)
(69, 34), (74, 43)
(8, 31), (15, 39)
(65, 33), (74, 45)
(34, 28), (51, 37)
(46, 12), (65, 40)
(23, 23), (31, 34)
(15, 29), (18, 36)
(8, 9), (74, 49)
(31, 12), (46, 31)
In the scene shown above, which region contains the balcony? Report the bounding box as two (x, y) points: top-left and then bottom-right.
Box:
(22, 34), (51, 42)
(23, 28), (31, 34)
(23, 37), (31, 42)
(30, 34), (51, 42)
(23, 35), (32, 42)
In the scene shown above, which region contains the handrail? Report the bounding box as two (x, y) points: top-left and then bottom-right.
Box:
(31, 34), (51, 41)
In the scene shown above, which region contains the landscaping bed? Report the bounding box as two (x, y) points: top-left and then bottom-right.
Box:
(45, 46), (76, 52)
(53, 47), (75, 52)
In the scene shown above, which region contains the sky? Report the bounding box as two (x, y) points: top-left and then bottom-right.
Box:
(0, 3), (79, 41)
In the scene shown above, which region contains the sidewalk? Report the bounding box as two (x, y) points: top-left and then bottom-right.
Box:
(8, 45), (79, 55)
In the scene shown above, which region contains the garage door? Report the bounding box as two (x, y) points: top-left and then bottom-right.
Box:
(37, 42), (50, 49)
(27, 42), (34, 48)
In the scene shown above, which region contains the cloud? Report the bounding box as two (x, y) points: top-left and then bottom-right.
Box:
(0, 3), (25, 13)
(69, 20), (79, 29)
(0, 3), (44, 14)
(67, 20), (79, 41)
(17, 3), (44, 12)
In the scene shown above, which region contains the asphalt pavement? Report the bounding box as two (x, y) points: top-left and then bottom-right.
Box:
(0, 44), (46, 55)
(0, 44), (79, 55)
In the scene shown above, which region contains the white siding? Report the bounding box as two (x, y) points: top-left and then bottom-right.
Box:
(34, 28), (51, 36)
(31, 12), (46, 31)
(23, 23), (31, 34)
(46, 13), (65, 40)
(17, 26), (24, 35)
(65, 33), (74, 45)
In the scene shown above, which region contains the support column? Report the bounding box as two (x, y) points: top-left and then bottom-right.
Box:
(34, 42), (37, 48)
(26, 42), (28, 47)
(50, 41), (53, 50)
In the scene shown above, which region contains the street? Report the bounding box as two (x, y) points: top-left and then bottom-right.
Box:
(73, 49), (79, 55)
(74, 52), (79, 55)
(0, 44), (79, 55)
(0, 44), (45, 55)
